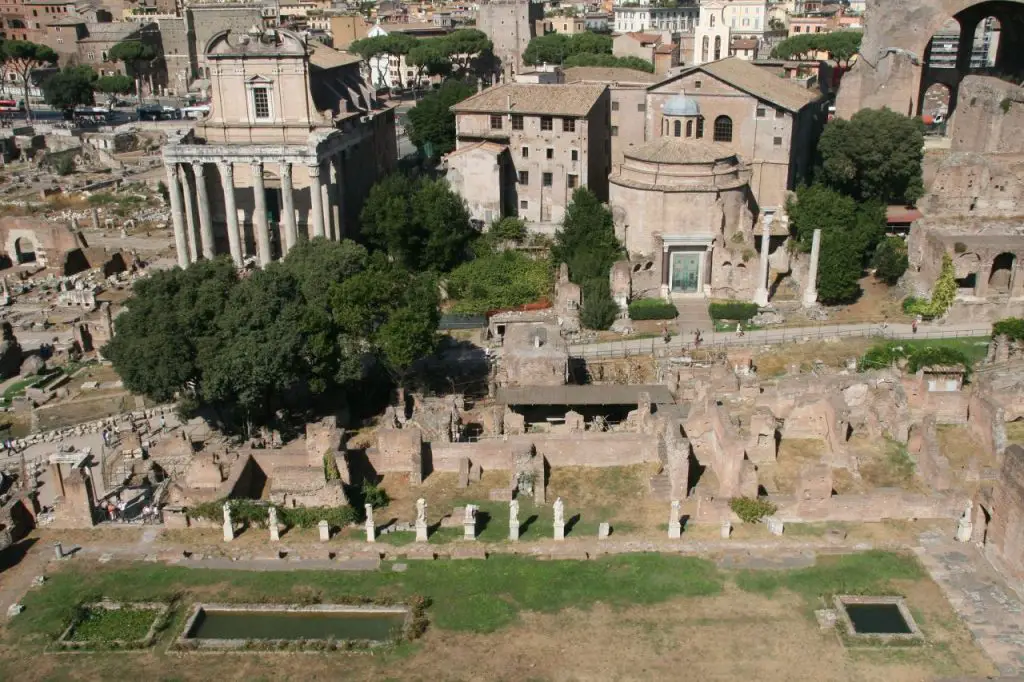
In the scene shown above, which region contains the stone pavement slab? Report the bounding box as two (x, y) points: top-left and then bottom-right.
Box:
(916, 530), (1024, 676)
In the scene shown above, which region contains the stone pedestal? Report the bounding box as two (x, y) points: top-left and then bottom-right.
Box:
(668, 500), (681, 539)
(415, 498), (428, 542)
(463, 504), (477, 540)
(720, 520), (731, 539)
(598, 522), (610, 539)
(553, 497), (565, 541)
(509, 499), (519, 542)
(222, 503), (234, 542)
(268, 506), (280, 542)
(53, 542), (62, 560)
(364, 503), (375, 543)
(318, 519), (330, 542)
(415, 521), (429, 542)
(802, 228), (821, 307)
(765, 516), (784, 536)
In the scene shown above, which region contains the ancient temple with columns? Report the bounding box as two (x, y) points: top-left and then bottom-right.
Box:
(162, 27), (397, 268)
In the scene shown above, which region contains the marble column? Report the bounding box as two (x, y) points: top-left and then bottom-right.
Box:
(280, 161), (298, 252)
(251, 161), (272, 267)
(753, 217), (772, 306)
(320, 160), (333, 240)
(802, 228), (821, 308)
(179, 165), (199, 263)
(192, 161), (215, 260)
(307, 162), (326, 238)
(165, 163), (189, 268)
(218, 160), (243, 267)
(332, 154), (345, 239)
(660, 244), (671, 299)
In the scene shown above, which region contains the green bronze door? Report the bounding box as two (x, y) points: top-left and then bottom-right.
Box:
(671, 252), (700, 294)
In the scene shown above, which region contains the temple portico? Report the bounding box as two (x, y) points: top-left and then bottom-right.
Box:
(162, 27), (397, 269)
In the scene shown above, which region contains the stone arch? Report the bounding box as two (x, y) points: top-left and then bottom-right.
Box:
(989, 251), (1016, 293)
(14, 236), (36, 264)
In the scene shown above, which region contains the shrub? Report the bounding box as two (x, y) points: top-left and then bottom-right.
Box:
(488, 216), (527, 243)
(324, 452), (340, 481)
(708, 301), (759, 322)
(993, 317), (1024, 341)
(447, 251), (551, 314)
(860, 341), (970, 376)
(628, 298), (678, 320)
(903, 253), (956, 319)
(871, 236), (909, 285)
(188, 498), (357, 529)
(361, 481), (390, 509)
(953, 241), (967, 254)
(53, 156), (75, 176)
(729, 497), (777, 524)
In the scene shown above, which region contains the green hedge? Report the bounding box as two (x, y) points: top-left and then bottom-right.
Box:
(860, 342), (971, 376)
(189, 499), (358, 528)
(993, 317), (1024, 341)
(628, 298), (678, 320)
(709, 301), (759, 322)
(729, 497), (777, 524)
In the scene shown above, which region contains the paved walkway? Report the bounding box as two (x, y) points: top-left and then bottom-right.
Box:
(915, 529), (1024, 676)
(569, 320), (992, 358)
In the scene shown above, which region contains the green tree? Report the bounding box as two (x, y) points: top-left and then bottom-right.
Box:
(447, 251), (551, 314)
(350, 34), (417, 87)
(563, 52), (654, 73)
(523, 32), (613, 65)
(2, 40), (58, 119)
(104, 258), (238, 403)
(817, 107), (925, 204)
(441, 29), (494, 78)
(359, 174), (475, 272)
(817, 229), (863, 304)
(106, 40), (157, 94)
(407, 41), (452, 86)
(95, 74), (134, 97)
(42, 65), (96, 112)
(552, 188), (624, 329)
(406, 79), (475, 158)
(771, 30), (862, 67)
(872, 236), (909, 285)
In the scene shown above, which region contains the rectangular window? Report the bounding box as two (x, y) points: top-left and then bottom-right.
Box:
(541, 116), (553, 131)
(567, 174), (578, 189)
(542, 172), (553, 187)
(252, 87), (271, 119)
(520, 200), (528, 209)
(611, 126), (618, 136)
(756, 106), (766, 118)
(694, 80), (702, 89)
(521, 146), (528, 157)
(562, 118), (575, 132)
(776, 109), (785, 119)
(611, 100), (619, 111)
(490, 114), (503, 130)
(773, 136), (783, 146)
(571, 149), (578, 161)
(637, 103), (646, 112)
(546, 148), (554, 159)
(518, 170), (529, 184)
(511, 114), (524, 130)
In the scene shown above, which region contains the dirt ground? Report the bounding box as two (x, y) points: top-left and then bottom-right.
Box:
(0, 576), (993, 682)
(783, 276), (914, 327)
(755, 338), (876, 378)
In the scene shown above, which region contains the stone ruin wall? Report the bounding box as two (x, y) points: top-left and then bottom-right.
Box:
(988, 445), (1024, 584)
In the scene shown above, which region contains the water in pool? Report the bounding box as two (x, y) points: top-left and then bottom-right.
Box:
(844, 603), (912, 634)
(188, 609), (406, 642)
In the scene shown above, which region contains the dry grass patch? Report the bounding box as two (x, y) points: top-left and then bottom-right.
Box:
(755, 338), (875, 377)
(757, 438), (826, 494)
(937, 424), (998, 472)
(856, 439), (922, 491)
(1005, 419), (1024, 447)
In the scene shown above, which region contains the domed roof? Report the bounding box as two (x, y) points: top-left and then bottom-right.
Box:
(663, 94), (700, 117)
(627, 137), (737, 165)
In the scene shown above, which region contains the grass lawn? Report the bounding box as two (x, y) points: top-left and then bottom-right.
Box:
(0, 550), (995, 682)
(895, 336), (992, 368)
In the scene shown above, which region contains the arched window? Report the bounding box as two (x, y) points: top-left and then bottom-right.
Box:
(673, 120), (681, 137)
(713, 115), (733, 142)
(701, 36), (709, 62)
(696, 116), (704, 138)
(714, 35), (722, 60)
(686, 120), (693, 137)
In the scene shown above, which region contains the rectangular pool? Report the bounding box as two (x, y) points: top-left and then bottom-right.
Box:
(181, 604), (409, 646)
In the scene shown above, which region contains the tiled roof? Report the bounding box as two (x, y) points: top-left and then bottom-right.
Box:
(445, 140), (508, 158)
(562, 66), (660, 84)
(308, 42), (362, 69)
(654, 43), (676, 54)
(451, 82), (607, 117)
(626, 137), (738, 165)
(662, 57), (820, 112)
(625, 31), (662, 45)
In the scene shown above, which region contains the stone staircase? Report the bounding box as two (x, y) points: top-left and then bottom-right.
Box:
(673, 298), (713, 334)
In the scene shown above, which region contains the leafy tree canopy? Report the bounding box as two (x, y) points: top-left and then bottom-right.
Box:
(872, 236), (909, 285)
(359, 174), (475, 272)
(95, 74), (134, 95)
(405, 79), (475, 157)
(2, 40), (58, 117)
(817, 107), (925, 204)
(447, 251), (551, 314)
(563, 52), (654, 73)
(43, 65), (96, 111)
(104, 240), (440, 433)
(523, 32), (612, 65)
(771, 30), (862, 66)
(107, 40), (157, 64)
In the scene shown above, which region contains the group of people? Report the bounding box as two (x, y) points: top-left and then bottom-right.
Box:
(660, 324), (703, 348)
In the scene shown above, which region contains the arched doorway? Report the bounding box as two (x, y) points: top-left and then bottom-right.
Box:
(919, 3), (1024, 118)
(988, 251), (1016, 294)
(14, 237), (36, 264)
